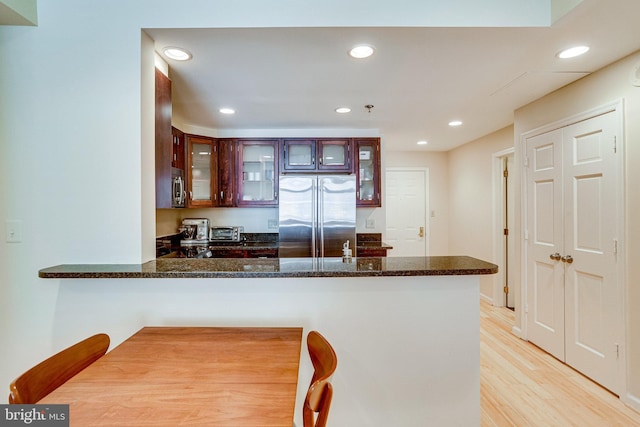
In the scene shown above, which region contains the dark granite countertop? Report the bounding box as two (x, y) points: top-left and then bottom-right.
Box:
(208, 242), (279, 250)
(39, 256), (497, 279)
(356, 241), (394, 250)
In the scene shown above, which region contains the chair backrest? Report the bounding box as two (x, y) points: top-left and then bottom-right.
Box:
(9, 333), (110, 404)
(303, 331), (337, 427)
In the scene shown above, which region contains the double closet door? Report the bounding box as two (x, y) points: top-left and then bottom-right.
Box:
(525, 110), (622, 394)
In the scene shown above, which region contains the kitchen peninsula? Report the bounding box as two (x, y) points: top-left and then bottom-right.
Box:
(39, 256), (496, 426)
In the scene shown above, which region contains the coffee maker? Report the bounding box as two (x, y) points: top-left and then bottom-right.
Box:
(179, 218), (210, 245)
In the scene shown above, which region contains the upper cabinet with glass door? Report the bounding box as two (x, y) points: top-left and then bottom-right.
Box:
(237, 139), (278, 207)
(185, 135), (216, 208)
(354, 138), (381, 207)
(282, 139), (351, 172)
(317, 139), (351, 171)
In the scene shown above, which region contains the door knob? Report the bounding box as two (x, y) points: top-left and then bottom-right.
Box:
(419, 226), (424, 237)
(549, 252), (561, 261)
(561, 255), (574, 264)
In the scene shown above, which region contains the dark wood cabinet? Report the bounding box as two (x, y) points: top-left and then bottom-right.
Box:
(281, 138), (352, 173)
(354, 138), (381, 207)
(217, 139), (236, 207)
(237, 139), (279, 207)
(171, 127), (185, 170)
(155, 68), (173, 208)
(317, 138), (352, 172)
(281, 139), (316, 171)
(185, 135), (216, 208)
(176, 135), (381, 209)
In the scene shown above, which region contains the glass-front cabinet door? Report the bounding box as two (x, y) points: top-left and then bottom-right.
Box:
(237, 139), (278, 207)
(355, 138), (381, 207)
(186, 135), (215, 207)
(317, 139), (351, 172)
(282, 139), (316, 171)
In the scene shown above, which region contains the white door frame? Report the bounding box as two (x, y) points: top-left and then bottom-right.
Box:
(492, 147), (515, 307)
(519, 99), (626, 395)
(385, 167), (430, 257)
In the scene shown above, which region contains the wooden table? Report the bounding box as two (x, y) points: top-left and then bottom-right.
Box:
(39, 327), (303, 426)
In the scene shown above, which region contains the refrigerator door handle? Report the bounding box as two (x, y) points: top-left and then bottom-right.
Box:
(318, 178), (324, 258)
(311, 178), (317, 258)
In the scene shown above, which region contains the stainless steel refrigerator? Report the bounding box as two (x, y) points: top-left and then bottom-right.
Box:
(279, 175), (356, 258)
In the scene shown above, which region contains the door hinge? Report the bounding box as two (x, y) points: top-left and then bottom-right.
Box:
(503, 286), (509, 294)
(613, 239), (618, 255)
(524, 156), (529, 167)
(616, 343), (620, 359)
(503, 169), (509, 178)
(613, 135), (617, 154)
(504, 228), (509, 236)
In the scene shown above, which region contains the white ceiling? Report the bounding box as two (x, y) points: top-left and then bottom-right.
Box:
(145, 0), (640, 152)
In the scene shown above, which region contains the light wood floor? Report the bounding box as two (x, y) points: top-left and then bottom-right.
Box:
(480, 300), (640, 426)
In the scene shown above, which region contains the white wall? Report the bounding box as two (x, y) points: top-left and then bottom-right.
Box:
(448, 126), (514, 300)
(513, 50), (640, 408)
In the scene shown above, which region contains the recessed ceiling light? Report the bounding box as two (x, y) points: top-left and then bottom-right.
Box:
(349, 44), (375, 59)
(449, 120), (463, 127)
(219, 108), (235, 115)
(417, 140), (428, 146)
(335, 107), (351, 113)
(557, 46), (590, 59)
(162, 46), (192, 61)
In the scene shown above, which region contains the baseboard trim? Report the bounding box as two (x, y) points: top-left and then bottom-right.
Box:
(480, 293), (493, 305)
(511, 325), (522, 339)
(622, 391), (640, 414)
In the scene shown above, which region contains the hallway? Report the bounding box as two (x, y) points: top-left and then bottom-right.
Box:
(480, 300), (640, 426)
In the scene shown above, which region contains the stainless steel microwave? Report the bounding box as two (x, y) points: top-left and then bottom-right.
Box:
(209, 226), (244, 242)
(171, 168), (185, 208)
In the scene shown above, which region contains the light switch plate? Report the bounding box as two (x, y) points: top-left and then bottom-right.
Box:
(6, 220), (22, 243)
(365, 218), (375, 229)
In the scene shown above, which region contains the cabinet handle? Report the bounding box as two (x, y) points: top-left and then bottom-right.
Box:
(561, 255), (573, 264)
(550, 252), (561, 261)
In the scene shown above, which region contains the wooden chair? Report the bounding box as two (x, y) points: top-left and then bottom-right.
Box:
(8, 333), (110, 404)
(303, 331), (338, 427)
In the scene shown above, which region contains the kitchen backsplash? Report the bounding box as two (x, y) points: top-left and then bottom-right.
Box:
(156, 206), (382, 237)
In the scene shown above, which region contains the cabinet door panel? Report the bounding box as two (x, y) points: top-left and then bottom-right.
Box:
(355, 138), (381, 207)
(186, 135), (215, 208)
(238, 140), (278, 207)
(282, 139), (316, 171)
(217, 139), (236, 207)
(317, 139), (351, 171)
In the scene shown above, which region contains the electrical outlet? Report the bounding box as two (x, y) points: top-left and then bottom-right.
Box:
(365, 218), (375, 229)
(5, 220), (22, 243)
(268, 219), (278, 229)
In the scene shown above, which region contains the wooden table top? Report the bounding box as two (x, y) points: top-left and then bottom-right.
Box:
(39, 327), (303, 426)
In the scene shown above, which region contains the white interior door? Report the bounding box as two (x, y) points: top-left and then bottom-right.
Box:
(562, 113), (620, 393)
(385, 168), (428, 257)
(525, 109), (622, 394)
(525, 128), (565, 361)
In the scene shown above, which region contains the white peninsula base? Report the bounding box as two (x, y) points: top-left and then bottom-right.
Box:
(52, 274), (480, 426)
